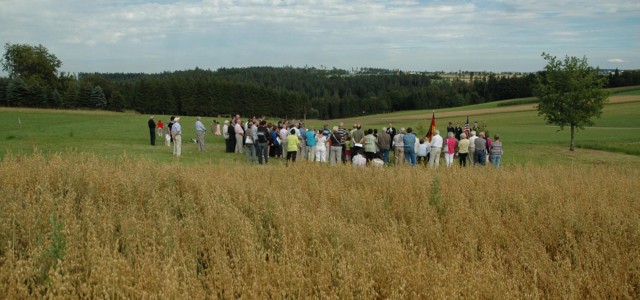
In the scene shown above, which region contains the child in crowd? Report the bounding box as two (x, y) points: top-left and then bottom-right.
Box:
(344, 139), (352, 162)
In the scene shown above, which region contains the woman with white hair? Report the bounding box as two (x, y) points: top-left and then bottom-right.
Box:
(457, 133), (470, 167)
(244, 122), (257, 163)
(329, 126), (343, 166)
(473, 132), (487, 166)
(428, 129), (443, 168)
(444, 131), (458, 167)
(316, 130), (328, 163)
(468, 131), (477, 165)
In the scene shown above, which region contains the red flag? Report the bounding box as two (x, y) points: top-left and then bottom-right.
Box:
(426, 112), (436, 142)
(464, 116), (470, 139)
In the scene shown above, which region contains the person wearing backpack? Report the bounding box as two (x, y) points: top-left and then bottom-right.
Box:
(329, 126), (343, 166)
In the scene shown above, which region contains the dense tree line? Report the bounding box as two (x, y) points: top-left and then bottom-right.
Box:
(2, 43), (639, 119)
(606, 69), (640, 88)
(101, 67), (539, 119)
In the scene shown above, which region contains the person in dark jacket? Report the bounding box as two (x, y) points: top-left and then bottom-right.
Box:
(148, 116), (156, 145)
(226, 119), (236, 153)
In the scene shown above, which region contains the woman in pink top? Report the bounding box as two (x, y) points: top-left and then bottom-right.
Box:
(485, 130), (492, 164)
(444, 132), (458, 167)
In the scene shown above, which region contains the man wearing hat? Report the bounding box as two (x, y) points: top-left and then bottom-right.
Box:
(171, 117), (182, 157)
(195, 116), (207, 152)
(148, 116), (156, 146)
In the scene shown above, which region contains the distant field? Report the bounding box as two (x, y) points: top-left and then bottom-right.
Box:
(611, 85), (640, 95)
(2, 92), (639, 166)
(615, 89), (640, 96)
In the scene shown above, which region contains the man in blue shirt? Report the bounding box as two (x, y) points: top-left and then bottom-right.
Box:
(306, 128), (317, 161)
(402, 127), (417, 166)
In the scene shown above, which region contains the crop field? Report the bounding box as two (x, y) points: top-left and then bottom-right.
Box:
(0, 154), (638, 298)
(0, 92), (639, 297)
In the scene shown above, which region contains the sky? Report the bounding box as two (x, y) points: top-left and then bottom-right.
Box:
(1, 0), (639, 74)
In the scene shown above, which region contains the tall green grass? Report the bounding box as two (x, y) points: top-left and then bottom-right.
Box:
(2, 96), (639, 167)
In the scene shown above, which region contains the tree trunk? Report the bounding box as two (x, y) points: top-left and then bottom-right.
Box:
(570, 124), (575, 151)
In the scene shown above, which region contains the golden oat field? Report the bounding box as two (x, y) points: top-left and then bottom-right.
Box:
(1, 153), (638, 298)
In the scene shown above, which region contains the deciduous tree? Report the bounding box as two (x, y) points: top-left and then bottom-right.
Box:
(534, 53), (609, 151)
(1, 43), (62, 86)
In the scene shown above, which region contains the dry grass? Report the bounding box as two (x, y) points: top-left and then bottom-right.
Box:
(1, 153), (638, 298)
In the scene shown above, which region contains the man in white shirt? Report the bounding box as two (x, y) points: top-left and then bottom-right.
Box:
(171, 117), (183, 157)
(428, 130), (443, 168)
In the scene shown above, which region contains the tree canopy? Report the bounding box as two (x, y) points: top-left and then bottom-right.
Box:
(1, 43), (62, 85)
(534, 53), (609, 151)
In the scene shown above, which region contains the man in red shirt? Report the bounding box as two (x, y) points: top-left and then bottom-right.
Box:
(157, 120), (164, 136)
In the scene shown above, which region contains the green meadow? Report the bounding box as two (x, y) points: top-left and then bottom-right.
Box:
(1, 91), (639, 167)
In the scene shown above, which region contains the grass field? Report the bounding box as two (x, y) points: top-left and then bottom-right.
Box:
(1, 92), (639, 297)
(6, 92), (639, 166)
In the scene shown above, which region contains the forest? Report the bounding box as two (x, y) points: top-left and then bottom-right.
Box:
(2, 43), (640, 119)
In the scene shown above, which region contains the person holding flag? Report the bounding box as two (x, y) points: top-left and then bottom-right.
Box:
(464, 116), (471, 141)
(426, 112), (443, 168)
(426, 111), (437, 142)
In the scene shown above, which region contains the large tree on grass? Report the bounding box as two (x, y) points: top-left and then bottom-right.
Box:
(534, 53), (609, 151)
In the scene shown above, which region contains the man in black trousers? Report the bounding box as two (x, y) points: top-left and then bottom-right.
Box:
(148, 116), (156, 145)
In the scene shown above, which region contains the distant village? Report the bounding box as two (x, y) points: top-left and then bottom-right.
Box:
(343, 67), (638, 83)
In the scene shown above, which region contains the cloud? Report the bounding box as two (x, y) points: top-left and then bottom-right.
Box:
(607, 58), (625, 63)
(1, 0), (638, 73)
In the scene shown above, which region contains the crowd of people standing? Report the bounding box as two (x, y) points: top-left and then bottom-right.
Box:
(217, 115), (503, 168)
(148, 115), (504, 168)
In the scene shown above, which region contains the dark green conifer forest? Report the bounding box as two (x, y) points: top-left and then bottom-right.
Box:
(2, 43), (639, 119)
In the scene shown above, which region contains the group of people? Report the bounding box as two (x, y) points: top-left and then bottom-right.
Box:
(148, 115), (204, 158)
(218, 115), (504, 168)
(148, 114), (503, 168)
